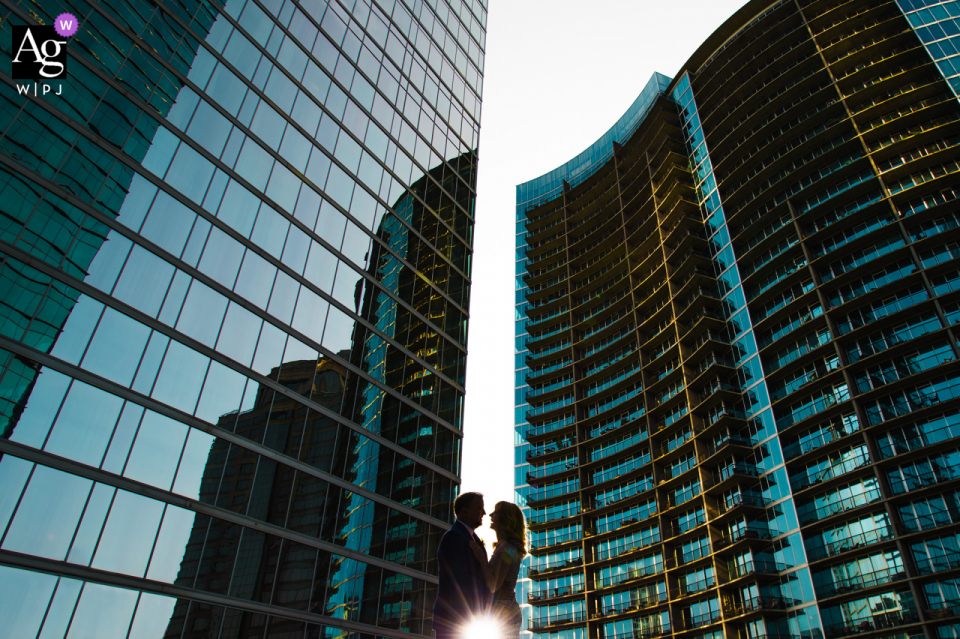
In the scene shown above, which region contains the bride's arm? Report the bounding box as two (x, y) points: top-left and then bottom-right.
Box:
(469, 540), (518, 593)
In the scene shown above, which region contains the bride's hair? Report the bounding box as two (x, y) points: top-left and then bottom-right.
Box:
(494, 501), (527, 556)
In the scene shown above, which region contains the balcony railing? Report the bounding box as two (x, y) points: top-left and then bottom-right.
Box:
(589, 406), (647, 440)
(691, 330), (731, 352)
(602, 624), (671, 639)
(529, 556), (583, 576)
(528, 583), (585, 602)
(593, 562), (664, 588)
(584, 347), (633, 379)
(791, 451), (871, 492)
(597, 595), (666, 617)
(694, 356), (738, 377)
(683, 308), (727, 331)
(527, 437), (577, 461)
(528, 394), (576, 419)
(592, 454), (651, 486)
(527, 415), (575, 438)
(707, 463), (760, 488)
(593, 480), (655, 509)
(530, 529), (581, 550)
(528, 358), (573, 381)
(889, 462), (960, 495)
(528, 305), (570, 328)
(864, 380), (960, 426)
(596, 509), (658, 534)
(531, 609), (587, 629)
(527, 459), (578, 484)
(704, 434), (753, 458)
(529, 481), (579, 503)
(527, 376), (574, 399)
(721, 492), (770, 513)
(529, 503), (581, 524)
(924, 604), (960, 620)
(806, 527), (895, 562)
(798, 487), (881, 525)
(729, 560), (787, 580)
(782, 423), (858, 460)
(824, 610), (920, 639)
(680, 287), (722, 312)
(816, 567), (906, 598)
(662, 514), (707, 540)
(724, 596), (796, 616)
(595, 533), (660, 561)
(696, 380), (740, 405)
(715, 528), (772, 548)
(680, 608), (723, 630)
(672, 576), (716, 599)
(915, 549), (960, 575)
(898, 510), (957, 534)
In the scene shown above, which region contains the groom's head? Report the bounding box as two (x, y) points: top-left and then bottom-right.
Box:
(454, 492), (485, 530)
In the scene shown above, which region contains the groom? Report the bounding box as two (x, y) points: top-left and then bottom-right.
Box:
(433, 492), (491, 638)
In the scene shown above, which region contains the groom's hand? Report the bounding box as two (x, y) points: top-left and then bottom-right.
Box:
(468, 538), (486, 563)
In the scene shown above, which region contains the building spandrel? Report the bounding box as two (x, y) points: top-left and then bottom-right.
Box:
(0, 0), (484, 636)
(515, 3), (960, 639)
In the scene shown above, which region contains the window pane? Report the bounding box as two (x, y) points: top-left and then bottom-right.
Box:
(66, 581), (139, 639)
(0, 566), (57, 638)
(123, 411), (188, 490)
(80, 307), (151, 385)
(45, 380), (124, 466)
(3, 465), (92, 560)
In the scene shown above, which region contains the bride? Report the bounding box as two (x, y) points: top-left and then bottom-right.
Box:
(468, 501), (527, 638)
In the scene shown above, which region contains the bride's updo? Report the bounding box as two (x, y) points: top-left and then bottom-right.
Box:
(494, 501), (527, 555)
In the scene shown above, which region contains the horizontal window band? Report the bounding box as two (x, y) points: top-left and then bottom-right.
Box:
(0, 548), (431, 639)
(0, 157), (465, 440)
(0, 438), (440, 585)
(0, 334), (454, 532)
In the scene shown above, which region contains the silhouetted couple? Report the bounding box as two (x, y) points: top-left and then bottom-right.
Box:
(432, 492), (527, 639)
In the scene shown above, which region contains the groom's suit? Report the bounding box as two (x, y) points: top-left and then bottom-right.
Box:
(433, 519), (491, 638)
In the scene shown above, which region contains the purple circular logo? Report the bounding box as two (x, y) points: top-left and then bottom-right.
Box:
(54, 13), (79, 38)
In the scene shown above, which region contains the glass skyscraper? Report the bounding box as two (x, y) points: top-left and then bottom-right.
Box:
(0, 0), (484, 636)
(515, 2), (960, 639)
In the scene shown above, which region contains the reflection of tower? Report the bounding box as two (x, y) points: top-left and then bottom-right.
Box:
(165, 358), (347, 638)
(358, 151), (476, 464)
(325, 151), (477, 634)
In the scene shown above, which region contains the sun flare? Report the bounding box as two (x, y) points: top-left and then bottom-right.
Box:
(462, 616), (502, 639)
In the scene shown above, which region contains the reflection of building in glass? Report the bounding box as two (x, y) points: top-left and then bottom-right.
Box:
(323, 152), (477, 633)
(0, 0), (484, 636)
(515, 4), (960, 639)
(165, 357), (345, 637)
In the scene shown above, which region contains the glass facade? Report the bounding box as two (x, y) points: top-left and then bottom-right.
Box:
(897, 0), (960, 95)
(0, 0), (483, 636)
(515, 3), (960, 639)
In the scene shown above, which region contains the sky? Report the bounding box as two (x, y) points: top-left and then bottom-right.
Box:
(460, 0), (751, 542)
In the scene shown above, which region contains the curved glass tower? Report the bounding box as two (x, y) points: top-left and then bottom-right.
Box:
(0, 0), (484, 637)
(515, 3), (960, 639)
